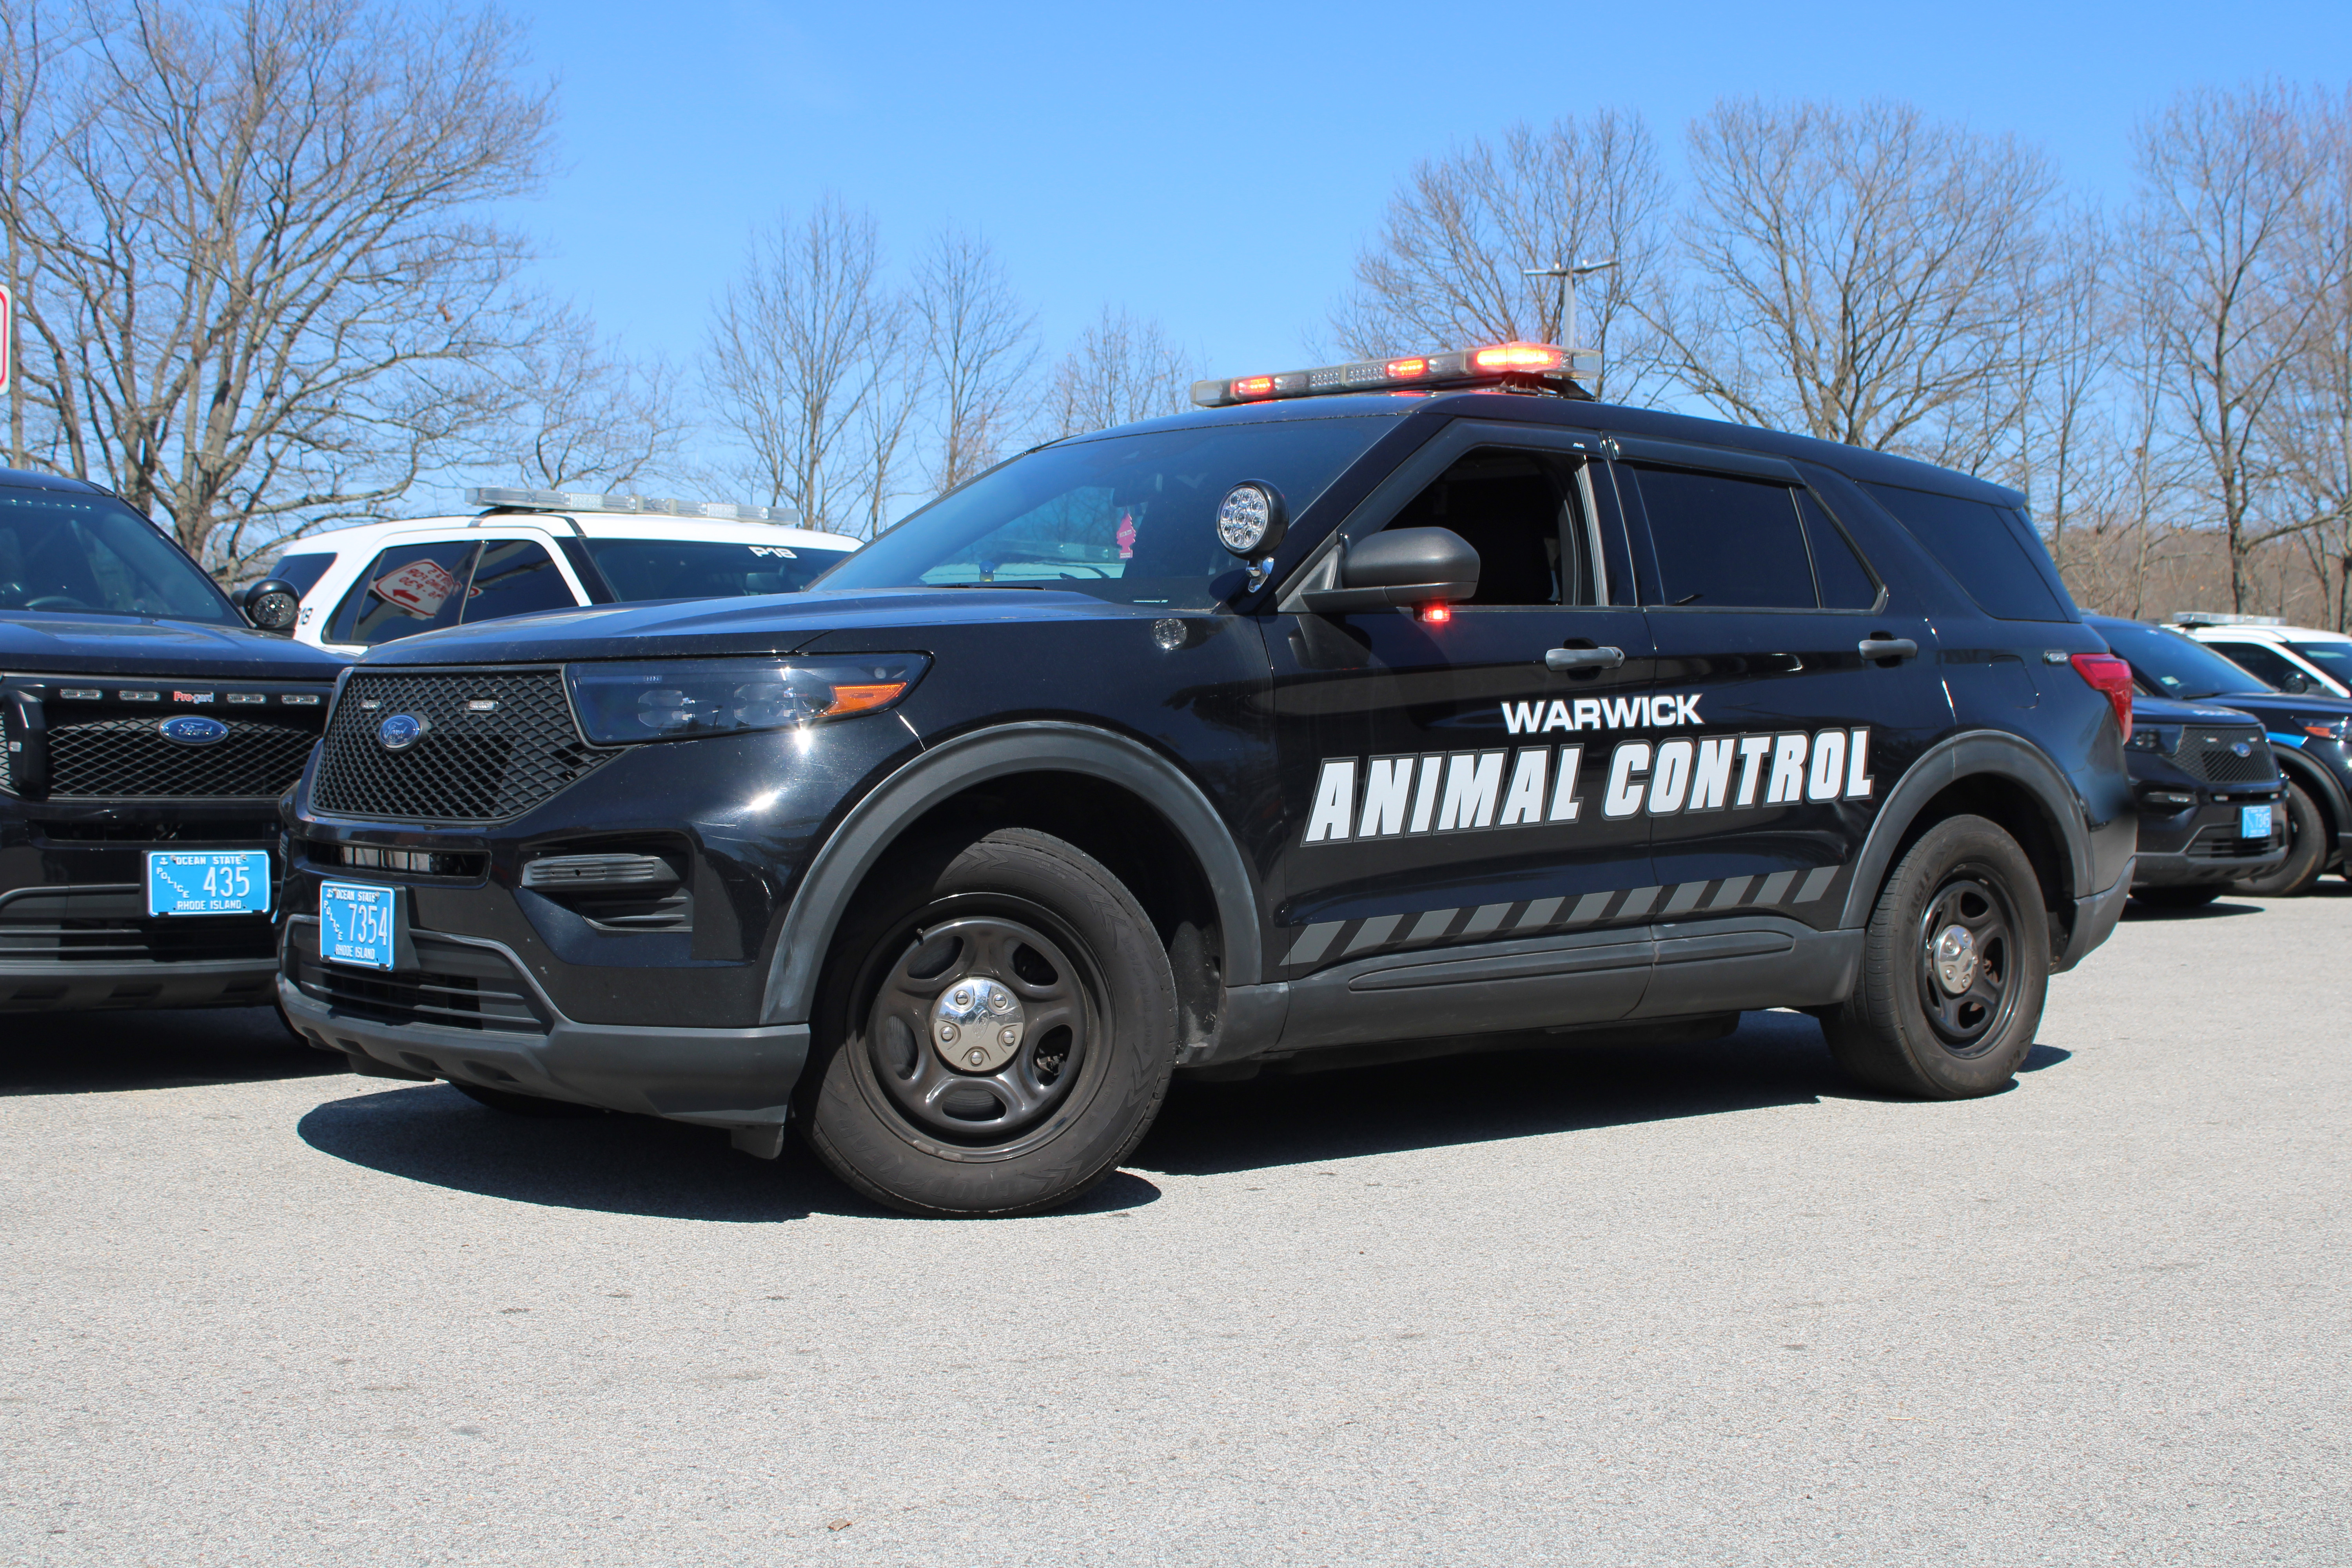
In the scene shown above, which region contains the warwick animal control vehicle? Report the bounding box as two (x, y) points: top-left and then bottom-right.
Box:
(276, 336), (2134, 1216)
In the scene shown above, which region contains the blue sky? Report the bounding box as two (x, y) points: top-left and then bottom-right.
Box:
(515, 0), (2348, 389)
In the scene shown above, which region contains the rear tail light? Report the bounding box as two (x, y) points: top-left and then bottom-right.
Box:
(2070, 653), (2134, 742)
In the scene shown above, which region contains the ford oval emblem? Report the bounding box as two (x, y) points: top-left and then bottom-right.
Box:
(377, 713), (428, 751)
(158, 715), (228, 746)
(2231, 740), (2253, 757)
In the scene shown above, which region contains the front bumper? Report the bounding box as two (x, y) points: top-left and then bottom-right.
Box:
(0, 802), (284, 1012)
(2131, 793), (2288, 887)
(280, 960), (809, 1128)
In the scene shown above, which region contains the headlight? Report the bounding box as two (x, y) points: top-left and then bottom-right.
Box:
(566, 655), (927, 745)
(2301, 717), (2350, 741)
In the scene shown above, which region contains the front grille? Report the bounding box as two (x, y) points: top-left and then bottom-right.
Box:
(40, 717), (314, 799)
(321, 842), (491, 879)
(0, 915), (275, 963)
(311, 669), (615, 823)
(2187, 822), (2285, 860)
(288, 926), (547, 1033)
(2171, 730), (2278, 784)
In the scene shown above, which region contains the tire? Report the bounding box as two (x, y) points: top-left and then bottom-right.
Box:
(449, 1081), (606, 1118)
(799, 827), (1179, 1218)
(2132, 884), (2224, 910)
(1823, 815), (2049, 1100)
(2230, 781), (2325, 897)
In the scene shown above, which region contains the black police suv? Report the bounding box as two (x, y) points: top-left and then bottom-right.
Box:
(2092, 613), (2352, 897)
(1, 468), (344, 1012)
(277, 341), (2133, 1216)
(2115, 690), (2285, 906)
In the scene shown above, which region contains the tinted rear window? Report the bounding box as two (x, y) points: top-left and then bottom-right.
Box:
(1866, 484), (2070, 622)
(1628, 465), (1817, 610)
(582, 538), (852, 600)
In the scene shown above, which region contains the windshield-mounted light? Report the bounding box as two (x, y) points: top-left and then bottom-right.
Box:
(566, 656), (928, 745)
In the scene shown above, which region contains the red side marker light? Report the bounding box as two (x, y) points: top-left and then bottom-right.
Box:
(1385, 357), (1428, 378)
(1232, 376), (1276, 399)
(1472, 342), (1565, 372)
(2068, 652), (2134, 742)
(1419, 603), (1451, 624)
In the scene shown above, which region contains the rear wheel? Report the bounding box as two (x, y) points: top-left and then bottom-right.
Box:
(2132, 884), (2224, 910)
(2230, 781), (2325, 897)
(799, 828), (1178, 1218)
(1824, 815), (2048, 1099)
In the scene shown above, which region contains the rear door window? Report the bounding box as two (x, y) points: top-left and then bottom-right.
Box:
(1865, 484), (2069, 622)
(462, 539), (576, 623)
(329, 541), (479, 645)
(1625, 465), (1817, 609)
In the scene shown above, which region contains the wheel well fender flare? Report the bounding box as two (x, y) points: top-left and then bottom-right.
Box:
(1836, 730), (2092, 930)
(2271, 746), (2349, 837)
(759, 721), (1264, 1024)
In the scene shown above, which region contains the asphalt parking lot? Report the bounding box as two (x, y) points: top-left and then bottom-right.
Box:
(4, 894), (2348, 1567)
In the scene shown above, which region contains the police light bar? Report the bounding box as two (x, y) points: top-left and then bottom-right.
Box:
(464, 487), (802, 524)
(1191, 341), (1602, 409)
(2171, 611), (2285, 627)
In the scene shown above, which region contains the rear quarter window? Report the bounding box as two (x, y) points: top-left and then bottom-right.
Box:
(1864, 483), (2071, 623)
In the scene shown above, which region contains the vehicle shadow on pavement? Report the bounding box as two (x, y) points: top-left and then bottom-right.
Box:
(0, 1005), (347, 1097)
(1131, 1009), (2071, 1178)
(294, 1082), (1164, 1222)
(2118, 898), (2266, 922)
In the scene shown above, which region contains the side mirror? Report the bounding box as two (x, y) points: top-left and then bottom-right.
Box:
(1298, 527), (1480, 615)
(241, 578), (302, 635)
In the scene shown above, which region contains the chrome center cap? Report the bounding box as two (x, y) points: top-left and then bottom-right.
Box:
(1931, 925), (1979, 995)
(931, 977), (1025, 1074)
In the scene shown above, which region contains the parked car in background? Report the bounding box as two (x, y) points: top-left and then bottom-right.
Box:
(2172, 613), (2352, 699)
(2090, 613), (2352, 897)
(2116, 690), (2286, 908)
(0, 467), (343, 1013)
(261, 490), (861, 655)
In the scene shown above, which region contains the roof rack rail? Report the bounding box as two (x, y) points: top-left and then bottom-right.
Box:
(463, 487), (802, 524)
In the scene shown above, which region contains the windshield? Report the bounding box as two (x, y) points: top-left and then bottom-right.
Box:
(0, 485), (236, 624)
(819, 417), (1394, 609)
(583, 538), (853, 601)
(2099, 618), (2274, 699)
(2288, 642), (2352, 688)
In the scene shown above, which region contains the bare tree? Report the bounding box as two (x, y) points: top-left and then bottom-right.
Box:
(1331, 113), (1668, 401)
(492, 305), (686, 494)
(912, 228), (1034, 495)
(1655, 98), (2057, 461)
(0, 0), (555, 575)
(2269, 91), (2352, 626)
(2131, 81), (2338, 611)
(704, 196), (902, 532)
(1042, 308), (1195, 439)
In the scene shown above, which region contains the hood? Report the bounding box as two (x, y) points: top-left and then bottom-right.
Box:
(358, 586), (1162, 666)
(2128, 693), (2267, 726)
(0, 612), (347, 681)
(2138, 686), (2352, 728)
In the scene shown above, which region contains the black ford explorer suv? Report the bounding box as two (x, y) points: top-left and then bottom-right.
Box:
(2092, 613), (2352, 898)
(2114, 688), (2285, 907)
(2, 469), (343, 1012)
(278, 341), (2133, 1216)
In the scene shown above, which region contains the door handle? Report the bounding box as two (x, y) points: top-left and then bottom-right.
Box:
(1544, 646), (1626, 672)
(1858, 637), (1918, 662)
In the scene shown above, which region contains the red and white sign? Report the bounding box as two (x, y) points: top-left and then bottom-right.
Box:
(370, 557), (463, 617)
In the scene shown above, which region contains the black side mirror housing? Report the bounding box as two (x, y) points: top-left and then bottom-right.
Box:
(1298, 527), (1481, 615)
(241, 578), (302, 635)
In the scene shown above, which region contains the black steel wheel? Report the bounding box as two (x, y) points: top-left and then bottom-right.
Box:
(800, 828), (1178, 1217)
(1824, 815), (2048, 1099)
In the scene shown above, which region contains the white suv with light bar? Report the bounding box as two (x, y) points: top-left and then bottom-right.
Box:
(255, 490), (861, 655)
(2170, 614), (2352, 699)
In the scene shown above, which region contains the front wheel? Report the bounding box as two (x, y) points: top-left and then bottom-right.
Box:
(799, 828), (1179, 1218)
(1824, 815), (2049, 1099)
